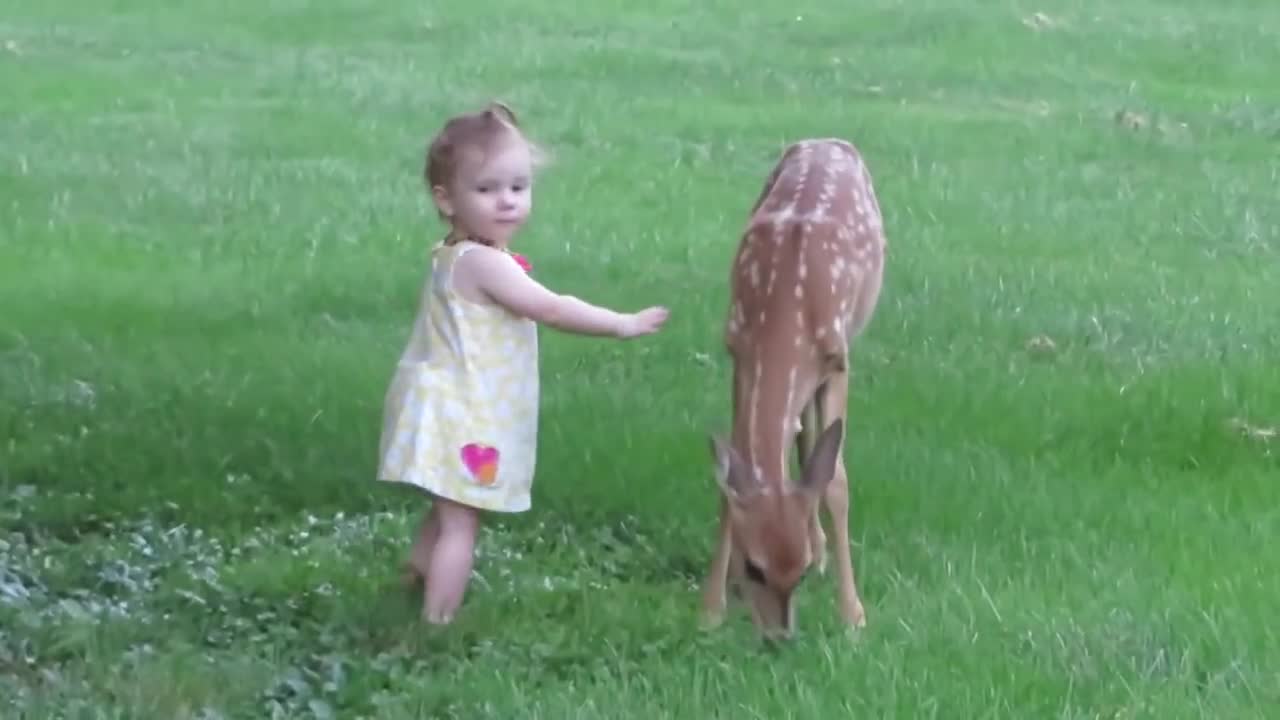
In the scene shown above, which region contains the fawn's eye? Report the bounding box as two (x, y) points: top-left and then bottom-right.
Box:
(743, 558), (765, 584)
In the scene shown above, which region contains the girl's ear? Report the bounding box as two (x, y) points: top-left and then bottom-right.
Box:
(430, 184), (454, 217)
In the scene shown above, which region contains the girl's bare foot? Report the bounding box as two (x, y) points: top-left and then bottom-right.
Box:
(400, 561), (425, 591)
(422, 606), (454, 624)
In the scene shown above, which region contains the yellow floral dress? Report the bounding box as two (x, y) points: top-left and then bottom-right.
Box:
(376, 239), (540, 512)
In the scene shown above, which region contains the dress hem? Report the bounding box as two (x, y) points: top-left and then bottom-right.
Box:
(375, 476), (532, 514)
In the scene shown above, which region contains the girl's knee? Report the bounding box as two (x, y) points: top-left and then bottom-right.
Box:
(432, 497), (481, 533)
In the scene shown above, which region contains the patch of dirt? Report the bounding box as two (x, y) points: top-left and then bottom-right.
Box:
(1228, 417), (1277, 443)
(1021, 12), (1063, 31)
(1025, 334), (1058, 358)
(994, 97), (1052, 118)
(1113, 108), (1193, 144)
(1115, 109), (1149, 131)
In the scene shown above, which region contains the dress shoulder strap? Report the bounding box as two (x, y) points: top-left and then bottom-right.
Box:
(452, 240), (484, 259)
(435, 239), (490, 297)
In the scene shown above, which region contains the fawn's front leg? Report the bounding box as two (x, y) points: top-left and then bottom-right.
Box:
(819, 371), (866, 629)
(798, 399), (829, 575)
(700, 495), (735, 629)
(809, 508), (829, 576)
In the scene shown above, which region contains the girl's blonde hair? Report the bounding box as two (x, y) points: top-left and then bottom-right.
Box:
(423, 101), (549, 223)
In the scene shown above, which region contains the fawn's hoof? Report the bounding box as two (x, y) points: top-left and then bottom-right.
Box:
(844, 600), (867, 629)
(699, 608), (726, 631)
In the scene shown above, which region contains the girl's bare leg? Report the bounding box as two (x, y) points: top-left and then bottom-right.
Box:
(421, 497), (480, 624)
(401, 504), (441, 589)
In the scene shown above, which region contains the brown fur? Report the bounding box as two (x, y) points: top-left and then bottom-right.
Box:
(701, 138), (887, 640)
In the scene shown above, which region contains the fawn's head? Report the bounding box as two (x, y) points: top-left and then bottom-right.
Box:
(709, 419), (844, 641)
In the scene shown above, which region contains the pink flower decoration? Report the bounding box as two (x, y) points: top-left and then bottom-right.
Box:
(508, 252), (532, 274)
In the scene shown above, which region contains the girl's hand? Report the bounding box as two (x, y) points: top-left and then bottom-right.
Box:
(618, 306), (670, 338)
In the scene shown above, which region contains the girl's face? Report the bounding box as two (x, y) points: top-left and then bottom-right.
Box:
(433, 136), (533, 246)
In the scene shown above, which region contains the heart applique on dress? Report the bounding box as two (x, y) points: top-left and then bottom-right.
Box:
(460, 443), (500, 486)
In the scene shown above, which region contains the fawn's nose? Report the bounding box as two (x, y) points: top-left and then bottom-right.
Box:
(762, 624), (794, 643)
(760, 595), (795, 642)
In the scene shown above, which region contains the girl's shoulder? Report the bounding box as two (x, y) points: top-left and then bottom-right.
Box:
(448, 241), (533, 277)
(431, 238), (491, 277)
(438, 241), (531, 310)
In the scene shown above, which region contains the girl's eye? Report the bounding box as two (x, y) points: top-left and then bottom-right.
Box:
(743, 559), (765, 584)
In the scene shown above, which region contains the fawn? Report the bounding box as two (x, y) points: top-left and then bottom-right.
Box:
(702, 138), (887, 641)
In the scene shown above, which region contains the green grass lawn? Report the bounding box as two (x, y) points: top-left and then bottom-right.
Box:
(3, 0), (1279, 716)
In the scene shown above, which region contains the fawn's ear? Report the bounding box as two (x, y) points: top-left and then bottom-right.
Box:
(795, 419), (843, 498)
(709, 433), (758, 502)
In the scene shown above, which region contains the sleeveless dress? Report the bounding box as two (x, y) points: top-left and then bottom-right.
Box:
(376, 240), (540, 512)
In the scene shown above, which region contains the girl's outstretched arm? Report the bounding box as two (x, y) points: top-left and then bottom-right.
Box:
(456, 247), (668, 339)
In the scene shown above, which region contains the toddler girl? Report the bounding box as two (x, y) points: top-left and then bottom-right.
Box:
(376, 101), (670, 625)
